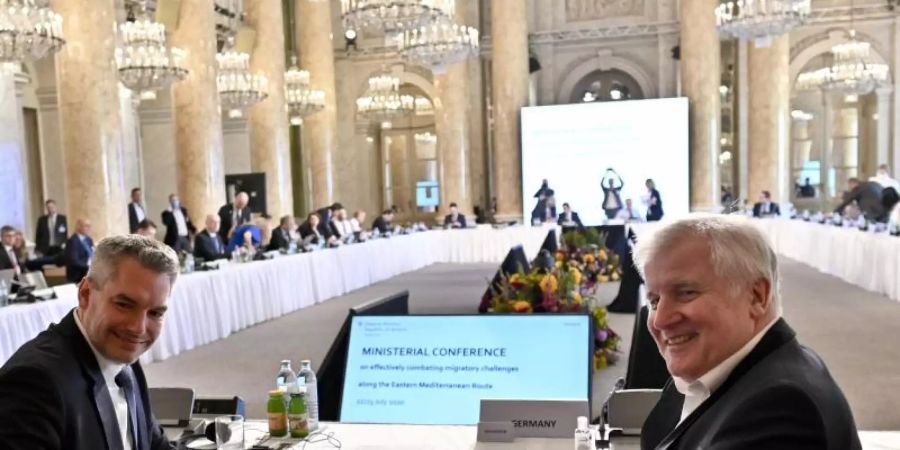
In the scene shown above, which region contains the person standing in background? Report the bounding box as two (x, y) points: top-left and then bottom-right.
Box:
(128, 187), (147, 234)
(35, 199), (67, 257)
(645, 179), (664, 222)
(160, 194), (195, 253)
(601, 168), (625, 219)
(218, 191), (252, 239)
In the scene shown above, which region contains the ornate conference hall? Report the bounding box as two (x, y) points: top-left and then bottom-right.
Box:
(2, 0), (900, 449)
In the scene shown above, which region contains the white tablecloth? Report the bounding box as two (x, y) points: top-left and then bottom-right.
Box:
(0, 226), (555, 366)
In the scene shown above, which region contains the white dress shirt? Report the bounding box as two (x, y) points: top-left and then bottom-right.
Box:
(615, 207), (642, 221)
(673, 318), (778, 423)
(132, 203), (145, 223)
(171, 208), (188, 236)
(73, 310), (131, 450)
(350, 218), (362, 233)
(4, 244), (19, 274)
(48, 214), (58, 246)
(334, 219), (353, 237)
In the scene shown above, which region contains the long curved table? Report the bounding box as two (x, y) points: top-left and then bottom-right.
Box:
(0, 226), (554, 367)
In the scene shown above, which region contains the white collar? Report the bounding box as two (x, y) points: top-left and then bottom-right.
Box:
(673, 317), (778, 399)
(73, 309), (126, 386)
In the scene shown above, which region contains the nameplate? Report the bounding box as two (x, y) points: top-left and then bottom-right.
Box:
(479, 399), (589, 438)
(476, 421), (516, 442)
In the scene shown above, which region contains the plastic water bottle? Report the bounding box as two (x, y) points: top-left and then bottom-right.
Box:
(297, 360), (319, 431)
(574, 416), (592, 450)
(183, 253), (195, 273)
(276, 360), (298, 403)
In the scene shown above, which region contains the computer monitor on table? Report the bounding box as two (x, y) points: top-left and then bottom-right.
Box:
(318, 290), (410, 421)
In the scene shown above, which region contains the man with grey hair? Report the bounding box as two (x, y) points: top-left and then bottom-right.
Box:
(635, 214), (859, 450)
(0, 235), (179, 450)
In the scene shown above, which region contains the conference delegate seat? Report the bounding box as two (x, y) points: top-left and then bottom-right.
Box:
(624, 305), (669, 390)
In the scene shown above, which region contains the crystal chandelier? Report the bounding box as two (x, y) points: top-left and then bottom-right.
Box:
(115, 8), (188, 101)
(341, 0), (455, 34)
(397, 14), (478, 73)
(795, 67), (829, 91)
(216, 47), (268, 119)
(414, 95), (433, 115)
(414, 131), (436, 145)
(285, 56), (325, 126)
(823, 31), (890, 95)
(715, 0), (811, 47)
(0, 0), (65, 64)
(356, 73), (414, 127)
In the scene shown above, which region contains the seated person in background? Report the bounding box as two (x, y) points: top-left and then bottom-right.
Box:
(350, 211), (368, 241)
(796, 177), (816, 198)
(444, 203), (467, 229)
(267, 215), (297, 252)
(328, 204), (354, 241)
(1, 225), (24, 275)
(194, 214), (229, 261)
(636, 215), (860, 450)
(226, 224), (261, 254)
(615, 198), (643, 222)
(752, 190), (780, 217)
(299, 213), (335, 246)
(134, 219), (158, 239)
(557, 203), (585, 229)
(834, 178), (885, 222)
(372, 210), (394, 235)
(65, 219), (94, 283)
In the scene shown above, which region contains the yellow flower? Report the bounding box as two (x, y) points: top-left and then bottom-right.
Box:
(572, 292), (583, 305)
(555, 251), (566, 261)
(582, 254), (595, 265)
(611, 271), (620, 281)
(598, 249), (608, 261)
(513, 300), (533, 313)
(569, 267), (582, 285)
(598, 275), (610, 283)
(509, 273), (523, 284)
(554, 261), (563, 269)
(539, 274), (558, 293)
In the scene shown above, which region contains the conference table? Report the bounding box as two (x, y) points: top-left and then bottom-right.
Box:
(224, 422), (898, 449)
(0, 225), (554, 367)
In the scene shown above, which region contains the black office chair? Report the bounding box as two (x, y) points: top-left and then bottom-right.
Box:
(624, 305), (669, 390)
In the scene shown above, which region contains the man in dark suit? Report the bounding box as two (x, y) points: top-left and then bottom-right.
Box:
(372, 209), (394, 235)
(193, 214), (228, 262)
(65, 219), (94, 283)
(218, 191), (252, 239)
(0, 225), (23, 274)
(557, 203), (584, 229)
(160, 194), (195, 253)
(128, 187), (147, 234)
(0, 234), (178, 450)
(267, 215), (297, 251)
(752, 190), (781, 218)
(444, 203), (467, 229)
(835, 178), (885, 222)
(634, 215), (859, 450)
(35, 199), (67, 256)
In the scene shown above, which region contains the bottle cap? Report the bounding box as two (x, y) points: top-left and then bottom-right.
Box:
(301, 359), (311, 365)
(577, 416), (588, 429)
(269, 390), (282, 397)
(281, 359), (291, 365)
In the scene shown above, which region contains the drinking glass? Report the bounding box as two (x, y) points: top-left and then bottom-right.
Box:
(214, 415), (244, 449)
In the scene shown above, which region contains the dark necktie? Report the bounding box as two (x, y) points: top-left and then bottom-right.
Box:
(212, 233), (221, 254)
(115, 366), (148, 450)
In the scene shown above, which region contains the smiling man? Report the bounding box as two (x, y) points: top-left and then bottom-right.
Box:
(633, 214), (859, 450)
(0, 235), (179, 450)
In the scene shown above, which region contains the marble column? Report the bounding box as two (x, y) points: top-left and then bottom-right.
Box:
(50, 0), (128, 238)
(875, 87), (893, 168)
(820, 93), (835, 202)
(245, 0), (293, 218)
(491, 0), (529, 221)
(296, 0), (337, 209)
(170, 0), (226, 223)
(435, 4), (472, 216)
(465, 3), (487, 211)
(680, 0), (720, 210)
(748, 37), (790, 203)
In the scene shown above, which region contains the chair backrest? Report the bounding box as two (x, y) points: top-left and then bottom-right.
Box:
(624, 305), (670, 390)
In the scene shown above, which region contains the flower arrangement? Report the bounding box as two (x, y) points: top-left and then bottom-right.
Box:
(479, 229), (622, 369)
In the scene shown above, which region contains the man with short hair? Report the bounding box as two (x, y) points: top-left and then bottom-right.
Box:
(193, 214), (228, 261)
(752, 190), (780, 218)
(218, 191), (252, 239)
(557, 203), (585, 229)
(267, 215), (297, 251)
(328, 203), (353, 240)
(614, 198), (642, 222)
(64, 219), (94, 283)
(135, 219), (158, 239)
(160, 194), (195, 253)
(35, 199), (68, 256)
(0, 235), (179, 450)
(372, 210), (394, 235)
(443, 203), (467, 229)
(128, 187), (146, 234)
(0, 225), (22, 274)
(834, 177), (884, 221)
(635, 214), (859, 450)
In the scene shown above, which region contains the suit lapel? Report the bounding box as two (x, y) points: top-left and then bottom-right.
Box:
(654, 319), (796, 449)
(56, 311), (125, 450)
